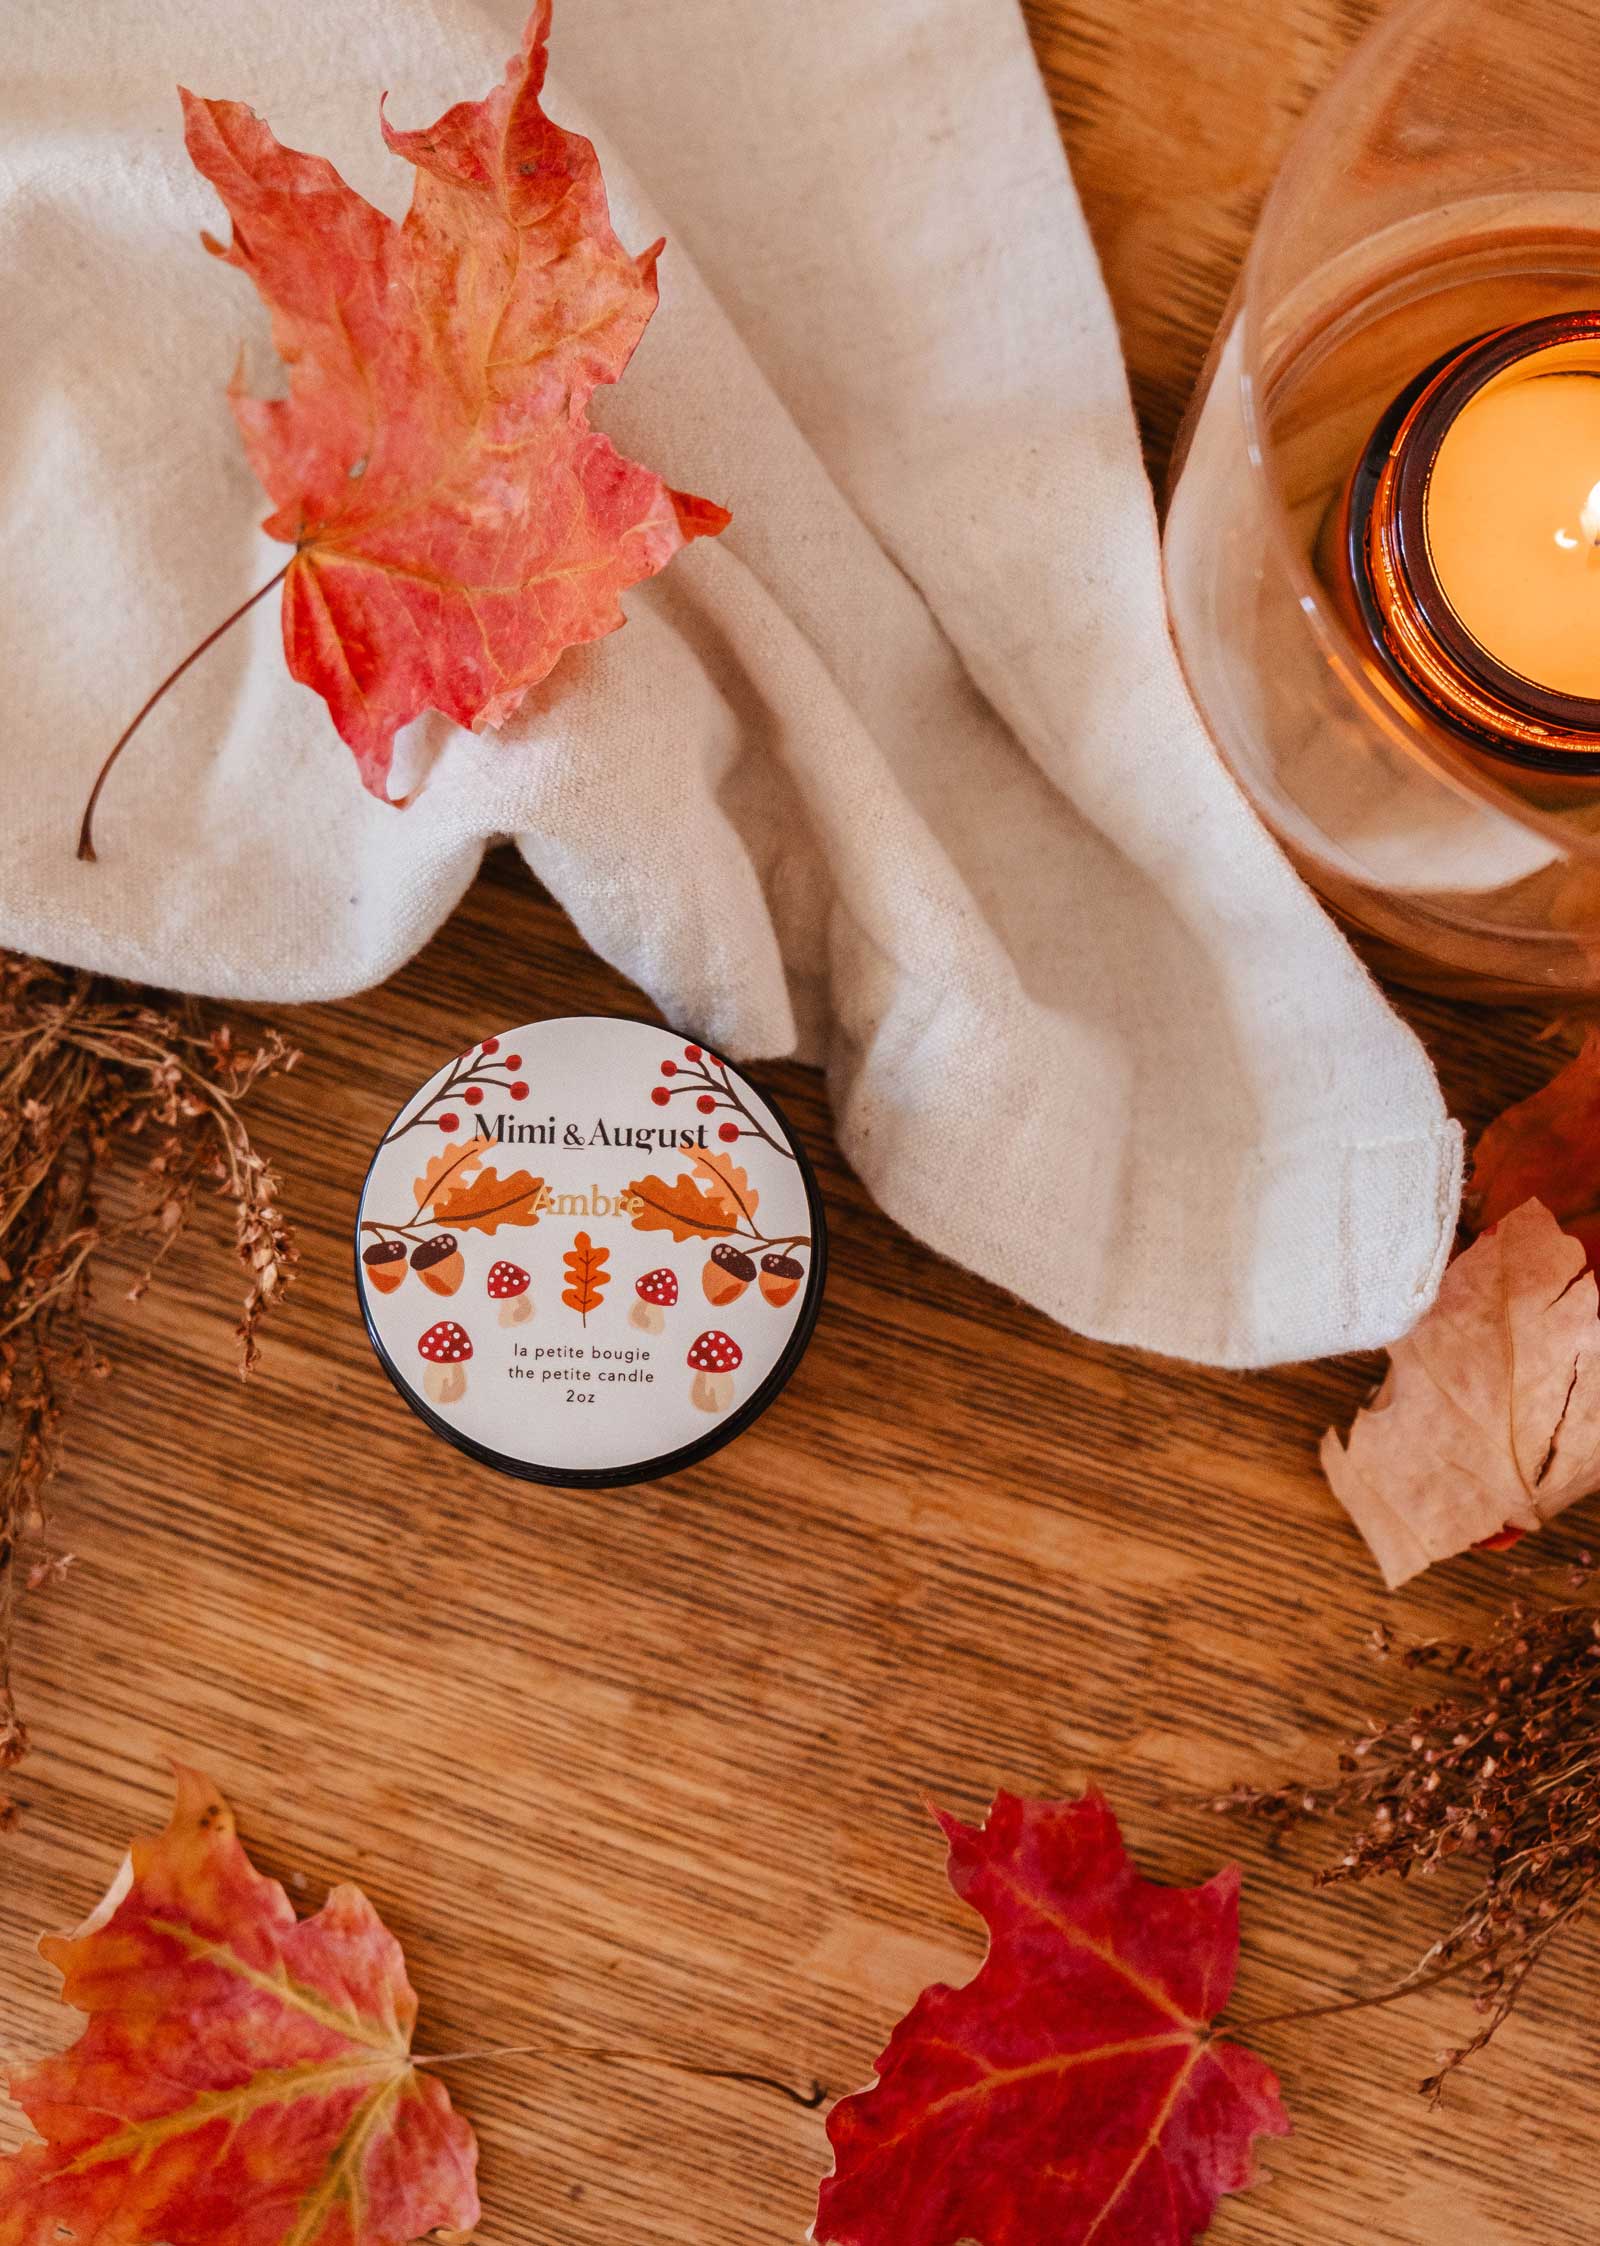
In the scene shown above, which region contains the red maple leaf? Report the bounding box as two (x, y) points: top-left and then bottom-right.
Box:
(182, 0), (728, 797)
(0, 1767), (479, 2245)
(814, 1792), (1289, 2246)
(1467, 1028), (1600, 1274)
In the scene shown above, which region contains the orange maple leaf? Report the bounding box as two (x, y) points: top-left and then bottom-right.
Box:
(627, 1170), (742, 1243)
(181, 0), (728, 798)
(0, 1767), (479, 2246)
(561, 1230), (610, 1323)
(433, 1166), (545, 1235)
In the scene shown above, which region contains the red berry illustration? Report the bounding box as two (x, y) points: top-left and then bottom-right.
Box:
(437, 1112), (460, 1133)
(510, 1081), (529, 1100)
(697, 1094), (716, 1114)
(481, 1037), (500, 1054)
(660, 1060), (677, 1076)
(652, 1087), (671, 1107)
(718, 1122), (739, 1142)
(684, 1044), (702, 1061)
(464, 1086), (483, 1106)
(504, 1054), (522, 1069)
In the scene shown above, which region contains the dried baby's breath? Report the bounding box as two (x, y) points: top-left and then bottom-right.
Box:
(1218, 1560), (1600, 2093)
(0, 954), (297, 1781)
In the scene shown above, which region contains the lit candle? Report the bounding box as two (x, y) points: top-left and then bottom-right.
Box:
(1426, 338), (1600, 697)
(1339, 313), (1600, 772)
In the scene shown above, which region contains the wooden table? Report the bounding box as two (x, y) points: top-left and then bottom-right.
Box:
(3, 3), (1596, 2239)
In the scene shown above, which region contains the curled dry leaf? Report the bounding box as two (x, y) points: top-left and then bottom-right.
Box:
(182, 0), (729, 799)
(815, 1792), (1288, 2246)
(0, 1767), (479, 2246)
(1323, 1201), (1600, 1587)
(1468, 1028), (1600, 1271)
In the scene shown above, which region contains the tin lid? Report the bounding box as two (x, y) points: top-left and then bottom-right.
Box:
(355, 1015), (826, 1486)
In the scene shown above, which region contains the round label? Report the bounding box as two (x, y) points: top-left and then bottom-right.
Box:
(355, 1016), (826, 1485)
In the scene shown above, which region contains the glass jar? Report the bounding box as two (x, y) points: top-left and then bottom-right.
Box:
(1165, 0), (1600, 1000)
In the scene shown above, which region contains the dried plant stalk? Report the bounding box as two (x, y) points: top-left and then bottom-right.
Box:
(1218, 1565), (1600, 2093)
(0, 954), (297, 1782)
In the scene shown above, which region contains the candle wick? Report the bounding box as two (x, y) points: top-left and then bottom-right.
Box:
(1580, 479), (1600, 548)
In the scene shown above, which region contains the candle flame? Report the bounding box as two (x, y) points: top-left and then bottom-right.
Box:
(1581, 480), (1600, 548)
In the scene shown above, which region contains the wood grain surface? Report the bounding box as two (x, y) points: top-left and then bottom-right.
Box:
(3, 3), (1597, 2241)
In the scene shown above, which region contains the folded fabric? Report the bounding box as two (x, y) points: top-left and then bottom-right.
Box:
(0, 0), (1460, 1366)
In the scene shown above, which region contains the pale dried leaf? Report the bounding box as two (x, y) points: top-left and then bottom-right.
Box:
(1323, 1200), (1600, 1586)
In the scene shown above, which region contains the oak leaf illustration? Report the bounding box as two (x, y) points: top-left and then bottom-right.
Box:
(627, 1169), (742, 1243)
(433, 1165), (545, 1235)
(413, 1138), (486, 1212)
(0, 1767), (479, 2246)
(815, 1791), (1288, 2246)
(561, 1230), (610, 1322)
(690, 1146), (759, 1227)
(1322, 1200), (1600, 1586)
(1468, 1029), (1600, 1272)
(182, 0), (729, 798)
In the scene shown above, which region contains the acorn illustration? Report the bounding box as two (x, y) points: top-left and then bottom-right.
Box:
(411, 1231), (464, 1296)
(759, 1252), (803, 1308)
(703, 1242), (755, 1306)
(417, 1320), (472, 1405)
(630, 1267), (678, 1334)
(487, 1259), (533, 1325)
(362, 1239), (407, 1294)
(687, 1329), (742, 1414)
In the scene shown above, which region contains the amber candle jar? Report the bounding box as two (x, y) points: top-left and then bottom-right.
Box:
(1165, 0), (1600, 1003)
(1334, 313), (1600, 786)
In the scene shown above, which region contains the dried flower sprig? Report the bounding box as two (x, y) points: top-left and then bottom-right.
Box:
(0, 954), (298, 1784)
(1217, 1562), (1600, 2094)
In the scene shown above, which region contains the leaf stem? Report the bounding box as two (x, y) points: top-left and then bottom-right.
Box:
(1223, 1949), (1484, 2035)
(77, 562), (291, 864)
(412, 2040), (827, 2109)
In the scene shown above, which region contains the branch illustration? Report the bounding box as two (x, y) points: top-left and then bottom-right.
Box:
(382, 1037), (531, 1143)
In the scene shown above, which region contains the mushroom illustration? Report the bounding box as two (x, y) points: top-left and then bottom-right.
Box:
(417, 1320), (472, 1405)
(703, 1241), (755, 1307)
(630, 1267), (678, 1333)
(411, 1231), (464, 1296)
(487, 1259), (533, 1325)
(687, 1328), (742, 1414)
(759, 1252), (804, 1308)
(362, 1239), (407, 1294)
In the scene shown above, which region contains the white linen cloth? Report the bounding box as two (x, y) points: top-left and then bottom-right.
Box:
(0, 0), (1460, 1367)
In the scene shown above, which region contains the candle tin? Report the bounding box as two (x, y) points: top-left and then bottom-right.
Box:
(355, 1016), (826, 1486)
